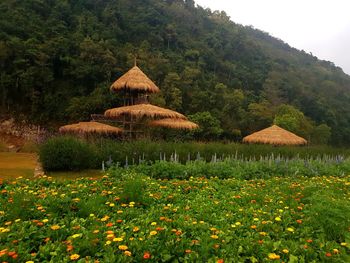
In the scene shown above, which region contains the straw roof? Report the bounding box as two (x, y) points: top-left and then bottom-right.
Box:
(242, 125), (307, 145)
(110, 66), (160, 93)
(59, 122), (123, 135)
(149, 118), (199, 130)
(104, 104), (186, 120)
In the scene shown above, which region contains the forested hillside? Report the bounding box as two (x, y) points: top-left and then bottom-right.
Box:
(1, 0), (350, 144)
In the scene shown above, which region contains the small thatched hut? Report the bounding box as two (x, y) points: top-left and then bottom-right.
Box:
(242, 125), (307, 146)
(149, 118), (198, 130)
(59, 122), (123, 135)
(104, 104), (186, 120)
(110, 65), (160, 105)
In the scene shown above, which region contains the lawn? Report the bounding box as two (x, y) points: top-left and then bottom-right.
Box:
(0, 172), (349, 262)
(0, 152), (102, 181)
(0, 152), (37, 179)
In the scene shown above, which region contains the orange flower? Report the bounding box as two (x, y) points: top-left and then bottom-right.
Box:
(268, 253), (280, 260)
(118, 245), (128, 251)
(217, 260), (224, 263)
(106, 222), (113, 227)
(296, 219), (303, 224)
(325, 252), (332, 257)
(143, 252), (151, 259)
(124, 251), (132, 256)
(185, 249), (192, 254)
(50, 225), (60, 230)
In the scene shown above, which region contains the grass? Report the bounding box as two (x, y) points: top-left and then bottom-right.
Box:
(0, 152), (102, 181)
(0, 152), (37, 179)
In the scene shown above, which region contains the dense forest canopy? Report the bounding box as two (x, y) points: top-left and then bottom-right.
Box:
(0, 0), (350, 145)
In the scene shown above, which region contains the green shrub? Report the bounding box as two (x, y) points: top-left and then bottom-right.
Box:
(120, 171), (149, 205)
(39, 136), (100, 171)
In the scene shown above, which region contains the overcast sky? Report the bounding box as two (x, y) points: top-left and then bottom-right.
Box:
(195, 0), (350, 75)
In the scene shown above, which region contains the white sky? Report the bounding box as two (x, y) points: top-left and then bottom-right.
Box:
(195, 0), (350, 75)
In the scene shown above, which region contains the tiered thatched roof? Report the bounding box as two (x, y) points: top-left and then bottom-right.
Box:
(110, 66), (160, 93)
(149, 118), (199, 130)
(59, 122), (123, 135)
(242, 125), (307, 145)
(104, 104), (186, 120)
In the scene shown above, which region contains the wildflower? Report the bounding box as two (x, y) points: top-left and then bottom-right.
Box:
(119, 245), (128, 251)
(275, 217), (281, 222)
(286, 227), (294, 233)
(306, 239), (313, 243)
(133, 226), (140, 232)
(50, 225), (61, 230)
(117, 210), (123, 214)
(70, 254), (80, 260)
(235, 222), (241, 226)
(341, 242), (347, 247)
(282, 249), (289, 254)
(113, 237), (123, 242)
(211, 235), (219, 239)
(143, 251), (151, 259)
(296, 219), (303, 224)
(105, 241), (111, 245)
(71, 234), (82, 239)
(151, 222), (157, 226)
(251, 225), (257, 229)
(325, 252), (332, 257)
(26, 261), (34, 263)
(333, 249), (340, 254)
(42, 219), (49, 223)
(185, 249), (192, 253)
(217, 259), (224, 263)
(259, 232), (267, 236)
(268, 253), (280, 260)
(150, 231), (157, 236)
(124, 250), (132, 256)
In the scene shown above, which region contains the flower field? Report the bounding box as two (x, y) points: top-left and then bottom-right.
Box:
(0, 172), (350, 262)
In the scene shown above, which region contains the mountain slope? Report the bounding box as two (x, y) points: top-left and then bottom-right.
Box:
(0, 0), (349, 144)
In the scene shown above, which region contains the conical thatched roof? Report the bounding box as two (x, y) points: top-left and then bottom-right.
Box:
(110, 66), (160, 93)
(104, 104), (186, 120)
(149, 118), (199, 130)
(242, 125), (307, 145)
(59, 122), (123, 135)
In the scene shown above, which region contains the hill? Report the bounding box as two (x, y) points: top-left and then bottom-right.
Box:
(0, 0), (349, 144)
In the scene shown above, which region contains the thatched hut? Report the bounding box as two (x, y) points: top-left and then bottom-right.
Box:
(110, 65), (160, 105)
(59, 122), (123, 135)
(104, 104), (186, 120)
(149, 118), (198, 130)
(242, 125), (307, 146)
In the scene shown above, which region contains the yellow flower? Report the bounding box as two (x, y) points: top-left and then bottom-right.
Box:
(109, 203), (115, 207)
(70, 254), (80, 260)
(26, 261), (34, 263)
(150, 231), (157, 236)
(93, 230), (99, 234)
(105, 240), (111, 245)
(117, 210), (123, 214)
(124, 250), (132, 256)
(235, 222), (242, 226)
(89, 214), (95, 217)
(282, 249), (289, 254)
(286, 227), (294, 233)
(259, 232), (267, 236)
(113, 237), (123, 242)
(118, 245), (128, 250)
(151, 222), (157, 226)
(341, 242), (347, 247)
(275, 217), (281, 222)
(15, 219), (21, 222)
(268, 253), (280, 260)
(210, 235), (219, 239)
(50, 225), (61, 230)
(71, 234), (82, 239)
(133, 227), (140, 232)
(42, 219), (49, 223)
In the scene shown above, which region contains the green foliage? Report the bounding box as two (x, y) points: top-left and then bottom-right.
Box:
(274, 104), (314, 139)
(128, 158), (350, 180)
(188, 112), (223, 140)
(1, 0), (350, 144)
(39, 136), (100, 171)
(311, 124), (332, 145)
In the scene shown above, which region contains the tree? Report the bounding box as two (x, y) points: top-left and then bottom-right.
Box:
(311, 124), (331, 145)
(188, 112), (223, 140)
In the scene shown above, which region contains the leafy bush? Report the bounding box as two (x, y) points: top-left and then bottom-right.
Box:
(39, 136), (100, 171)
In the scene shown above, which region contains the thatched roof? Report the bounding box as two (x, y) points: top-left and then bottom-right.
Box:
(104, 104), (186, 120)
(149, 118), (199, 130)
(110, 66), (160, 93)
(242, 125), (307, 145)
(59, 122), (123, 135)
